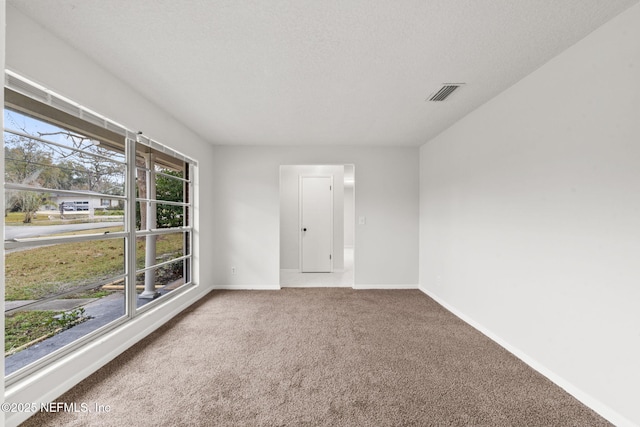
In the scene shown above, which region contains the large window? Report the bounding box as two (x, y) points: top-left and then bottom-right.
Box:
(3, 75), (196, 381)
(133, 141), (192, 306)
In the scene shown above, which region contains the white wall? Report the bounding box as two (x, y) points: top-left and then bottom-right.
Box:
(419, 4), (640, 426)
(211, 146), (419, 289)
(280, 165), (344, 270)
(344, 185), (355, 248)
(4, 6), (215, 426)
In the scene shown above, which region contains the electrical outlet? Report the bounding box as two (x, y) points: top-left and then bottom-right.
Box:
(231, 267), (236, 275)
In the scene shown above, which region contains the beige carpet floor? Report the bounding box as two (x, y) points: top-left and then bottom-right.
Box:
(21, 288), (610, 426)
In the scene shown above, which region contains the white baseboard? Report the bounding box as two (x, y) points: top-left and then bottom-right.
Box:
(280, 283), (352, 288)
(215, 284), (416, 290)
(353, 284), (419, 290)
(418, 286), (635, 427)
(5, 285), (212, 427)
(212, 284), (280, 290)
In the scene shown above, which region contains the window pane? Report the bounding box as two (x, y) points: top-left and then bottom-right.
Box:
(135, 232), (187, 269)
(4, 101), (129, 377)
(4, 238), (126, 375)
(136, 259), (187, 310)
(5, 238), (125, 301)
(4, 140), (126, 196)
(136, 201), (185, 230)
(156, 202), (185, 228)
(4, 109), (126, 195)
(155, 169), (185, 202)
(4, 189), (124, 235)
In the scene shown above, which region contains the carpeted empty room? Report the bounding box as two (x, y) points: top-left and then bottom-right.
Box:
(21, 288), (610, 426)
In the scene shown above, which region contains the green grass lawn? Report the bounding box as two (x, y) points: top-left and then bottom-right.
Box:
(5, 211), (84, 225)
(5, 211), (59, 225)
(5, 230), (183, 355)
(5, 229), (183, 301)
(5, 310), (64, 353)
(5, 308), (90, 354)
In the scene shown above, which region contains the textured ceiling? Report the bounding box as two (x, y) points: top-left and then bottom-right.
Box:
(7, 0), (640, 146)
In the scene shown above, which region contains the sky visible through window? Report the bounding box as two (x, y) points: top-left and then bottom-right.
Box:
(4, 109), (126, 197)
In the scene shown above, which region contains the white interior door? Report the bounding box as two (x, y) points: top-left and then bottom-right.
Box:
(300, 176), (333, 272)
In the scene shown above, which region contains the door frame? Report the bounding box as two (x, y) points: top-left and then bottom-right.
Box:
(299, 174), (334, 273)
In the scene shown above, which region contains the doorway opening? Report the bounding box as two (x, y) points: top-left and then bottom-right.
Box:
(279, 164), (355, 287)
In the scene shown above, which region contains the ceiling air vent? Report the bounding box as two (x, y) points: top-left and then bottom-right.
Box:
(427, 83), (464, 102)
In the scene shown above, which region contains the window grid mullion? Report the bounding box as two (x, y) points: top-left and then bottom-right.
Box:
(135, 227), (192, 237)
(4, 182), (126, 200)
(4, 231), (128, 250)
(154, 169), (191, 183)
(135, 198), (189, 207)
(135, 254), (192, 275)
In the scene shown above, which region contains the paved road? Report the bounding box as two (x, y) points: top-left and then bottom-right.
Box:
(5, 222), (124, 240)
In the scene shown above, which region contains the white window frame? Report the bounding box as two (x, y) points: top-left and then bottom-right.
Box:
(3, 71), (197, 385)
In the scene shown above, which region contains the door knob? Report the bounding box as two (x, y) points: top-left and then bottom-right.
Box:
(302, 228), (307, 232)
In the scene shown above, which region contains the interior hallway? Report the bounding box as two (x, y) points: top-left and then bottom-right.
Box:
(280, 247), (354, 287)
